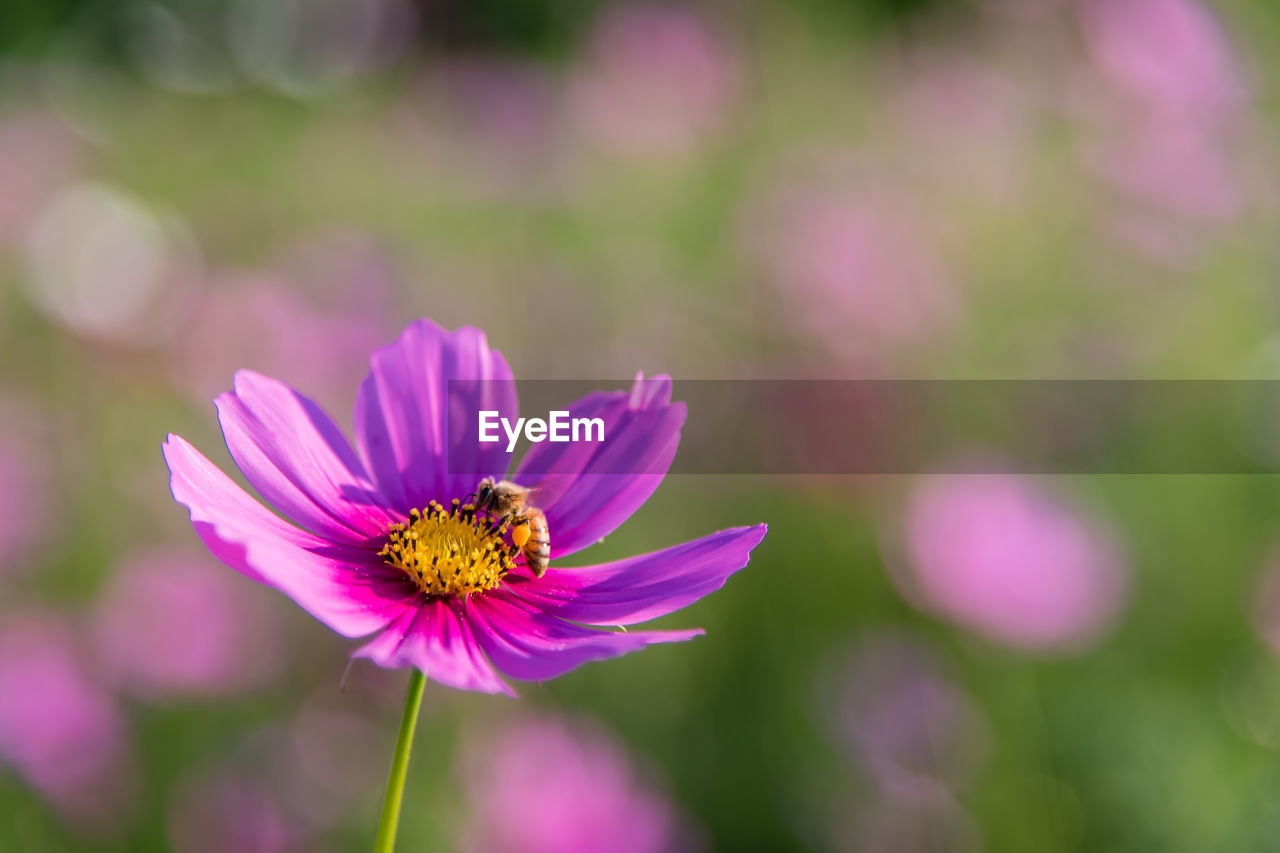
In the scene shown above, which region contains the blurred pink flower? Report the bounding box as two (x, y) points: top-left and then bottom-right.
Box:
(442, 59), (559, 170)
(1077, 0), (1247, 120)
(20, 182), (203, 348)
(283, 704), (386, 824)
(460, 714), (699, 853)
(0, 612), (132, 823)
(900, 473), (1129, 652)
(880, 56), (1033, 206)
(0, 112), (82, 248)
(388, 59), (562, 199)
(0, 433), (51, 579)
(1251, 550), (1280, 660)
(274, 230), (396, 319)
(833, 790), (980, 853)
(823, 633), (986, 796)
(92, 548), (286, 700)
(1085, 116), (1241, 223)
(173, 232), (394, 412)
(1069, 0), (1254, 261)
(168, 771), (303, 853)
(170, 708), (384, 844)
(174, 272), (387, 417)
(755, 188), (959, 364)
(569, 3), (739, 161)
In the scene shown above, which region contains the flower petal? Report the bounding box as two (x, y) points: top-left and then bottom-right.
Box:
(354, 319), (518, 513)
(163, 435), (414, 638)
(467, 590), (702, 682)
(510, 525), (767, 626)
(216, 370), (393, 544)
(514, 374), (685, 559)
(351, 599), (513, 696)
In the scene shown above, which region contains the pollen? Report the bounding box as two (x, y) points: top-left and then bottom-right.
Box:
(380, 499), (519, 598)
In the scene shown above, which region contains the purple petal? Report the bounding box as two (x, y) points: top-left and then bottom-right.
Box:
(216, 370), (393, 544)
(351, 599), (513, 696)
(467, 590), (702, 682)
(511, 525), (767, 626)
(354, 319), (517, 513)
(163, 435), (414, 638)
(514, 374), (685, 559)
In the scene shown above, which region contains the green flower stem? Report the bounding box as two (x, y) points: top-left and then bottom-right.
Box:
(374, 667), (427, 853)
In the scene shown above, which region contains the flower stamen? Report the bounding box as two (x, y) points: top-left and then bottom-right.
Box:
(380, 499), (518, 597)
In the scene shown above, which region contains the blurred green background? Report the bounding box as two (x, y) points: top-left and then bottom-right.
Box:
(4, 0), (1280, 850)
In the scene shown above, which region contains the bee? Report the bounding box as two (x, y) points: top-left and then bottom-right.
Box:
(474, 477), (551, 577)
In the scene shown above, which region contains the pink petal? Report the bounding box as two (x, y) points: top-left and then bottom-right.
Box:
(467, 590), (702, 682)
(514, 374), (685, 559)
(216, 370), (393, 544)
(511, 525), (766, 626)
(351, 599), (513, 696)
(354, 319), (517, 513)
(163, 435), (413, 639)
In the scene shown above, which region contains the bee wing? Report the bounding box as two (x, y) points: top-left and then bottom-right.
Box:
(521, 475), (575, 511)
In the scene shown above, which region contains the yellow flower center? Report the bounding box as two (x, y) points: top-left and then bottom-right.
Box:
(379, 499), (517, 597)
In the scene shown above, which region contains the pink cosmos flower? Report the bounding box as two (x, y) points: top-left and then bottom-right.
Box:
(0, 432), (51, 580)
(163, 317), (766, 695)
(568, 2), (739, 161)
(819, 634), (986, 853)
(1070, 0), (1252, 262)
(833, 790), (980, 853)
(437, 59), (559, 180)
(0, 613), (133, 824)
(1077, 0), (1247, 121)
(0, 111), (82, 248)
(459, 714), (698, 853)
(823, 633), (987, 797)
(1084, 116), (1240, 222)
(881, 57), (1032, 207)
(899, 473), (1128, 653)
(92, 547), (286, 700)
(171, 712), (383, 842)
(168, 770), (303, 853)
(175, 232), (394, 415)
(286, 704), (387, 824)
(754, 186), (959, 365)
(1251, 549), (1280, 661)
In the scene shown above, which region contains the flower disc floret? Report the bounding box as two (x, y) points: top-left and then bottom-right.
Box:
(379, 499), (517, 597)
